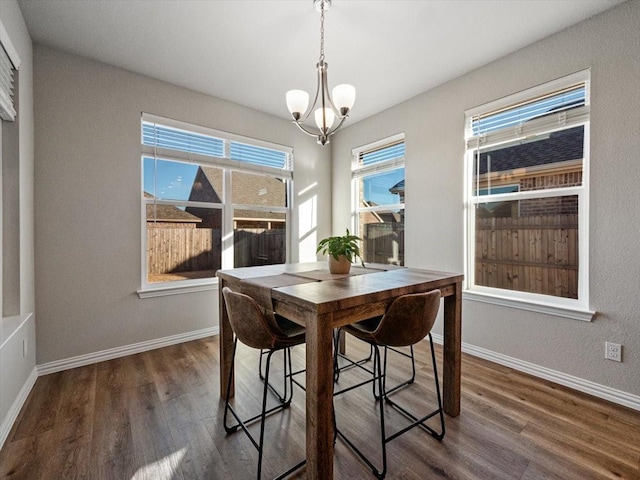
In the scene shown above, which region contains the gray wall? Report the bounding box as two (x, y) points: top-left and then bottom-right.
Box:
(33, 46), (331, 364)
(332, 1), (640, 397)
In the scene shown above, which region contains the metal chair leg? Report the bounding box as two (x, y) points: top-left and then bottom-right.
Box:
(335, 344), (387, 478)
(383, 334), (445, 441)
(224, 342), (306, 479)
(333, 328), (374, 383)
(334, 335), (445, 478)
(259, 347), (297, 405)
(381, 344), (416, 397)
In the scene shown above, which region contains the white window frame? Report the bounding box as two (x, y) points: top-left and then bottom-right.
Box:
(138, 114), (293, 298)
(351, 133), (405, 265)
(463, 70), (594, 321)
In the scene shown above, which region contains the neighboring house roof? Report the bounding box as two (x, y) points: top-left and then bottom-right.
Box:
(389, 179), (405, 194)
(478, 125), (583, 174)
(189, 166), (286, 220)
(188, 166), (223, 203)
(144, 192), (201, 223)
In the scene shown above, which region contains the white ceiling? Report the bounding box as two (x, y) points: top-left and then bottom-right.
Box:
(17, 0), (623, 125)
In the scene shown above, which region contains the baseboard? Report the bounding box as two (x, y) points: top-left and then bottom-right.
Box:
(0, 366), (38, 451)
(431, 333), (640, 411)
(37, 326), (219, 375)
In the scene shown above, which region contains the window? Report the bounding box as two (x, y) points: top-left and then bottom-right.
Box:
(0, 33), (17, 121)
(1, 22), (20, 316)
(464, 71), (591, 318)
(352, 135), (405, 266)
(140, 115), (292, 293)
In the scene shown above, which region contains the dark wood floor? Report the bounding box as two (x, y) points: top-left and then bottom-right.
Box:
(1, 335), (638, 480)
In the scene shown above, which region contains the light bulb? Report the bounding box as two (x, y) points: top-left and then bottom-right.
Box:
(315, 108), (335, 131)
(286, 90), (310, 118)
(332, 84), (356, 115)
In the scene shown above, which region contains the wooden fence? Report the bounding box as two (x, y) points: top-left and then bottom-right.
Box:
(475, 214), (578, 299)
(363, 222), (405, 266)
(234, 228), (286, 267)
(147, 226), (220, 275)
(147, 226), (285, 276)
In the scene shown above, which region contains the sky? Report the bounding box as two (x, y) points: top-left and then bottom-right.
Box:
(144, 157), (198, 201)
(145, 157), (405, 206)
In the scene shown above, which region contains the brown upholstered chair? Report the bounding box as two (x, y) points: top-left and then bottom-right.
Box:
(222, 287), (306, 480)
(333, 289), (445, 479)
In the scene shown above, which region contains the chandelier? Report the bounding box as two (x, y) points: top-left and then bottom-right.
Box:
(286, 0), (356, 146)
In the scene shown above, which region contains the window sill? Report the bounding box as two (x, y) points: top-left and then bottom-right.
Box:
(137, 279), (219, 298)
(463, 290), (595, 322)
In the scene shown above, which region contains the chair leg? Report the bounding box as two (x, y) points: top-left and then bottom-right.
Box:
(223, 339), (239, 433)
(259, 347), (296, 405)
(428, 333), (446, 439)
(335, 336), (445, 478)
(225, 344), (306, 479)
(335, 344), (388, 479)
(381, 345), (416, 397)
(334, 328), (374, 383)
(256, 349), (274, 480)
(383, 334), (445, 441)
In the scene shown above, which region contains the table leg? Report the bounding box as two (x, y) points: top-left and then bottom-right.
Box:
(219, 280), (235, 399)
(306, 312), (335, 479)
(442, 281), (462, 416)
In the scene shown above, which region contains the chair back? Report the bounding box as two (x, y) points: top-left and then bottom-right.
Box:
(372, 290), (441, 347)
(222, 287), (280, 350)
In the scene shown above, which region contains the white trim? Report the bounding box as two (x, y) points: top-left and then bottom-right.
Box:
(0, 367), (37, 450)
(141, 146), (293, 179)
(0, 312), (33, 350)
(351, 157), (405, 177)
(431, 334), (640, 411)
(145, 198), (224, 210)
(37, 327), (219, 375)
(471, 185), (582, 204)
(356, 203), (405, 214)
(463, 289), (595, 321)
(138, 278), (218, 298)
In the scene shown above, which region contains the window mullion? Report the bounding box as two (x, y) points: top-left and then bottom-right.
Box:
(356, 203), (405, 213)
(471, 186), (583, 204)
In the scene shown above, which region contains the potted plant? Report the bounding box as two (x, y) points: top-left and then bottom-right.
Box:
(316, 228), (365, 274)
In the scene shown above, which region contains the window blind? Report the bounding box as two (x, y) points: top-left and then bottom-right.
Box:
(471, 85), (586, 136)
(230, 141), (288, 169)
(142, 121), (289, 170)
(360, 141), (405, 166)
(0, 43), (16, 121)
(142, 122), (224, 157)
(466, 82), (588, 150)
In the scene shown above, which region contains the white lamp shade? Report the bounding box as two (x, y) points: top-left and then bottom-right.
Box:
(315, 108), (335, 130)
(332, 84), (356, 111)
(286, 90), (310, 115)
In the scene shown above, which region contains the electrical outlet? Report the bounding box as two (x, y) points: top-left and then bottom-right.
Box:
(605, 342), (622, 362)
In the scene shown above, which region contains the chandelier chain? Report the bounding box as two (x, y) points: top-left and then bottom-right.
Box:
(286, 0), (353, 145)
(319, 1), (325, 62)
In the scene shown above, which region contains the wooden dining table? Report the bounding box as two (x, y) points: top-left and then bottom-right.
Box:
(216, 262), (463, 480)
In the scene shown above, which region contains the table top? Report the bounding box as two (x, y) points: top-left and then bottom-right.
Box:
(217, 262), (463, 314)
